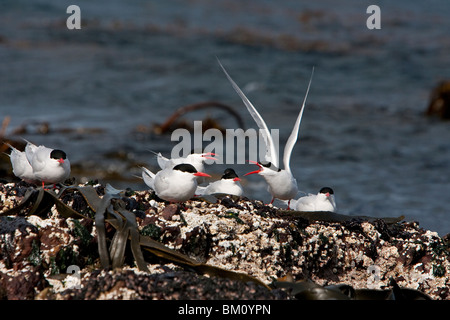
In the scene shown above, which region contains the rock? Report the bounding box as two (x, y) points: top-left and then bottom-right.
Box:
(0, 216), (39, 268)
(0, 182), (449, 300)
(48, 268), (287, 300)
(161, 203), (180, 221)
(0, 266), (46, 300)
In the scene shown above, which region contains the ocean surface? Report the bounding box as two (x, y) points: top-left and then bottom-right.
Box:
(1, 0), (449, 236)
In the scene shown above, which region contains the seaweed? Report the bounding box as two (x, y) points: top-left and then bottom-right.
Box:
(140, 224), (162, 240)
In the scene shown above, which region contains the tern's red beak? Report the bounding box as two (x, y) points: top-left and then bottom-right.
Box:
(194, 172), (211, 177)
(233, 177), (241, 182)
(244, 160), (262, 176)
(325, 193), (330, 197)
(244, 170), (261, 176)
(58, 158), (65, 164)
(202, 153), (218, 161)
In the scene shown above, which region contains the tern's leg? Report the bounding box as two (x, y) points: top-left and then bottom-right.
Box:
(266, 198), (275, 206)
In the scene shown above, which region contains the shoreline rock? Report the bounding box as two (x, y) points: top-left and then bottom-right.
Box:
(0, 181), (448, 300)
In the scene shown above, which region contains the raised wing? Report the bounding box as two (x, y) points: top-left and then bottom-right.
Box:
(217, 58), (279, 167)
(283, 67), (314, 174)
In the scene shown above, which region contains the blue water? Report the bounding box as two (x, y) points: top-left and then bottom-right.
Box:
(1, 0), (449, 236)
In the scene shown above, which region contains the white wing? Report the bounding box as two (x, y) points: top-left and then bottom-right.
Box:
(283, 67), (314, 174)
(217, 58), (278, 167)
(195, 185), (207, 196)
(153, 169), (173, 195)
(157, 152), (172, 169)
(24, 140), (38, 164)
(30, 145), (51, 173)
(148, 150), (171, 170)
(293, 193), (317, 211)
(7, 144), (32, 179)
(141, 167), (155, 189)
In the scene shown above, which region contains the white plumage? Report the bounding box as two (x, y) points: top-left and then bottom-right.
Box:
(7, 141), (70, 186)
(218, 59), (314, 208)
(292, 187), (337, 212)
(142, 163), (211, 202)
(196, 168), (244, 197)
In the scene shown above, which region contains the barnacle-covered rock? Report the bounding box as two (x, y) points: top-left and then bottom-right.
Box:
(45, 267), (288, 300)
(0, 182), (449, 300)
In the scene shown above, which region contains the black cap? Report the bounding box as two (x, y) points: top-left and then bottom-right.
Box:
(222, 168), (239, 180)
(319, 187), (334, 195)
(259, 161), (281, 172)
(173, 163), (197, 173)
(50, 149), (67, 160)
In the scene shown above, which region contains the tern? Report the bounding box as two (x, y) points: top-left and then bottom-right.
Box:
(196, 168), (244, 197)
(142, 163), (211, 203)
(217, 59), (314, 209)
(155, 151), (217, 184)
(292, 187), (337, 212)
(25, 140), (71, 187)
(7, 141), (70, 186)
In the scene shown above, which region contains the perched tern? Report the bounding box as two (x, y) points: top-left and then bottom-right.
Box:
(142, 163), (211, 203)
(6, 143), (38, 183)
(217, 59), (314, 208)
(292, 187), (337, 212)
(155, 151), (217, 184)
(196, 168), (244, 197)
(24, 140), (71, 186)
(6, 141), (70, 186)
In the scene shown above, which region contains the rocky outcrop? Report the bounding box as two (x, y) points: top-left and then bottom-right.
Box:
(0, 182), (448, 300)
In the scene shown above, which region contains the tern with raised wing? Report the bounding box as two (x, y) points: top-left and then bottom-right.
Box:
(217, 59), (314, 209)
